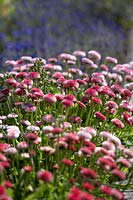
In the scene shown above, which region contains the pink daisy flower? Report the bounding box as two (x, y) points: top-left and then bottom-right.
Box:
(111, 118), (124, 129)
(37, 170), (54, 183)
(95, 112), (107, 121)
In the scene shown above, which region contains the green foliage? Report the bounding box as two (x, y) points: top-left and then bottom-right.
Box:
(0, 0), (12, 4)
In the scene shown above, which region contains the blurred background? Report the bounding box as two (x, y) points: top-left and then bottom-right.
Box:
(0, 0), (133, 71)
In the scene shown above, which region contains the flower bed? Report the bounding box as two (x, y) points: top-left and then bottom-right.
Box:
(0, 50), (133, 199)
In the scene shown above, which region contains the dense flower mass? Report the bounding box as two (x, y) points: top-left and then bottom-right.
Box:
(0, 50), (132, 199)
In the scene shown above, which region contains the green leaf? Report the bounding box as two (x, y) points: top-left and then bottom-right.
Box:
(24, 193), (37, 200)
(6, 188), (13, 198)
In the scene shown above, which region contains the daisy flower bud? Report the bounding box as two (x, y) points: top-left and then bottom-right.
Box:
(73, 50), (86, 57)
(88, 50), (101, 61)
(80, 167), (97, 179)
(105, 56), (118, 64)
(37, 170), (54, 183)
(95, 112), (107, 121)
(6, 126), (20, 140)
(43, 94), (57, 103)
(111, 118), (124, 129)
(62, 158), (74, 166)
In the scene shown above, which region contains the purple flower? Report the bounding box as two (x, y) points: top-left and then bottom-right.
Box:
(22, 102), (36, 112)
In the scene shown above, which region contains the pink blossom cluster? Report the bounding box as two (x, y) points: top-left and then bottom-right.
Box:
(0, 50), (132, 199)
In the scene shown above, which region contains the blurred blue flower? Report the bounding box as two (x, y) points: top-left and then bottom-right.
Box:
(0, 0), (126, 68)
